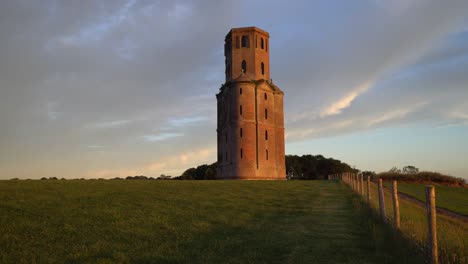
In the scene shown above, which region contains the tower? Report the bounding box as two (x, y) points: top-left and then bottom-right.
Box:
(216, 27), (285, 180)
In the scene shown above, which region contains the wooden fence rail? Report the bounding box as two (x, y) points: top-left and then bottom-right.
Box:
(328, 172), (439, 264)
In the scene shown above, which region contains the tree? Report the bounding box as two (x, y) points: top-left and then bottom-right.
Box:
(360, 171), (376, 180)
(389, 167), (401, 173)
(285, 154), (356, 180)
(157, 174), (172, 180)
(402, 165), (419, 174)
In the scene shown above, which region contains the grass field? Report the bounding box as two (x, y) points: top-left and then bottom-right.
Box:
(383, 182), (468, 216)
(0, 180), (423, 264)
(365, 182), (467, 264)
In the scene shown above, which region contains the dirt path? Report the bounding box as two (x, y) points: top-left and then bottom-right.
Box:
(382, 186), (468, 223)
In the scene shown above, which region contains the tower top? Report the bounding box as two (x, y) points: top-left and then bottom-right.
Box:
(224, 26), (271, 81)
(225, 27), (270, 40)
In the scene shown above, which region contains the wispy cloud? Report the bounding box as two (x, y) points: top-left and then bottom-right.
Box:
(367, 101), (430, 127)
(447, 103), (468, 124)
(286, 120), (355, 140)
(146, 147), (216, 175)
(58, 0), (137, 46)
(168, 116), (207, 127)
(88, 146), (216, 178)
(142, 132), (184, 142)
(86, 120), (131, 129)
(320, 80), (374, 118)
(46, 101), (61, 121)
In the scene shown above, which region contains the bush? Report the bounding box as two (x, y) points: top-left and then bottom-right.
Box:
(377, 171), (465, 186)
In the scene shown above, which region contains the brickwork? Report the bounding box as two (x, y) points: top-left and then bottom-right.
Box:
(216, 27), (285, 180)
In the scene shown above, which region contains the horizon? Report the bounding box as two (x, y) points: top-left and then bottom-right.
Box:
(1, 1), (468, 180)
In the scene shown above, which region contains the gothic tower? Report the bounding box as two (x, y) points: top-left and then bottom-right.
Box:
(216, 27), (285, 180)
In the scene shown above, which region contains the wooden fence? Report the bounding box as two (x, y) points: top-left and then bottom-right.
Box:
(328, 173), (439, 264)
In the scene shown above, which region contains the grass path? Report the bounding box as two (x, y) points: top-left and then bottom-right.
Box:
(382, 182), (468, 216)
(0, 180), (423, 263)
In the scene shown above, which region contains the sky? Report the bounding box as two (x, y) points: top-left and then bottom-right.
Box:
(0, 0), (467, 180)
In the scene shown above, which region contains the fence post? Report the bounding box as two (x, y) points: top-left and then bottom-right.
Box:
(426, 185), (438, 264)
(378, 178), (387, 223)
(353, 174), (356, 192)
(366, 176), (371, 203)
(358, 175), (361, 194)
(354, 174), (357, 192)
(360, 175), (364, 196)
(392, 180), (400, 231)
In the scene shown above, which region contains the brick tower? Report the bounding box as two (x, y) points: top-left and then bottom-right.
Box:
(216, 27), (285, 180)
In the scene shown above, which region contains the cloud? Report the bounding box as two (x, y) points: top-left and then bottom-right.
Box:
(447, 103), (468, 125)
(286, 120), (355, 140)
(320, 80), (374, 117)
(142, 132), (184, 142)
(368, 101), (430, 127)
(146, 146), (216, 175)
(89, 146), (216, 178)
(46, 101), (61, 120)
(168, 116), (207, 127)
(0, 0), (467, 178)
(86, 120), (131, 129)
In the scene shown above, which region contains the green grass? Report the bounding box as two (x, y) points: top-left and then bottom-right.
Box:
(383, 182), (468, 216)
(0, 180), (423, 264)
(363, 182), (468, 264)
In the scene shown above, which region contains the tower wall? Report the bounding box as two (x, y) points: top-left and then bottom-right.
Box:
(217, 27), (285, 180)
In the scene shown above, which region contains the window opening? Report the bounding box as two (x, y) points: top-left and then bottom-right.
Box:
(241, 36), (249, 48)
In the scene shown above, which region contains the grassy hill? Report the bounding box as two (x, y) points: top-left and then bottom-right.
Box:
(383, 182), (468, 216)
(0, 180), (423, 263)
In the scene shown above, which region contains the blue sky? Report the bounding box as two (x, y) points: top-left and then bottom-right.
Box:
(0, 0), (467, 179)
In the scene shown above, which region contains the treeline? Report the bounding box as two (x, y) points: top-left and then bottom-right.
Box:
(356, 166), (466, 186)
(286, 154), (357, 180)
(173, 163), (217, 180)
(174, 154), (357, 180)
(375, 167), (465, 186)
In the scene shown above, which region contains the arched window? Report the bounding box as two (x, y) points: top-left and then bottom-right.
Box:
(260, 38), (264, 49)
(265, 108), (268, 119)
(265, 130), (268, 140)
(241, 36), (249, 48)
(266, 149), (269, 160)
(241, 60), (247, 73)
(264, 92), (267, 100)
(240, 128), (243, 138)
(240, 87), (242, 94)
(261, 62), (265, 75)
(240, 148), (243, 159)
(240, 105), (243, 115)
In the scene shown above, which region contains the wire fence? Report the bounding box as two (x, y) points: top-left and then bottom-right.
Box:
(328, 172), (467, 264)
